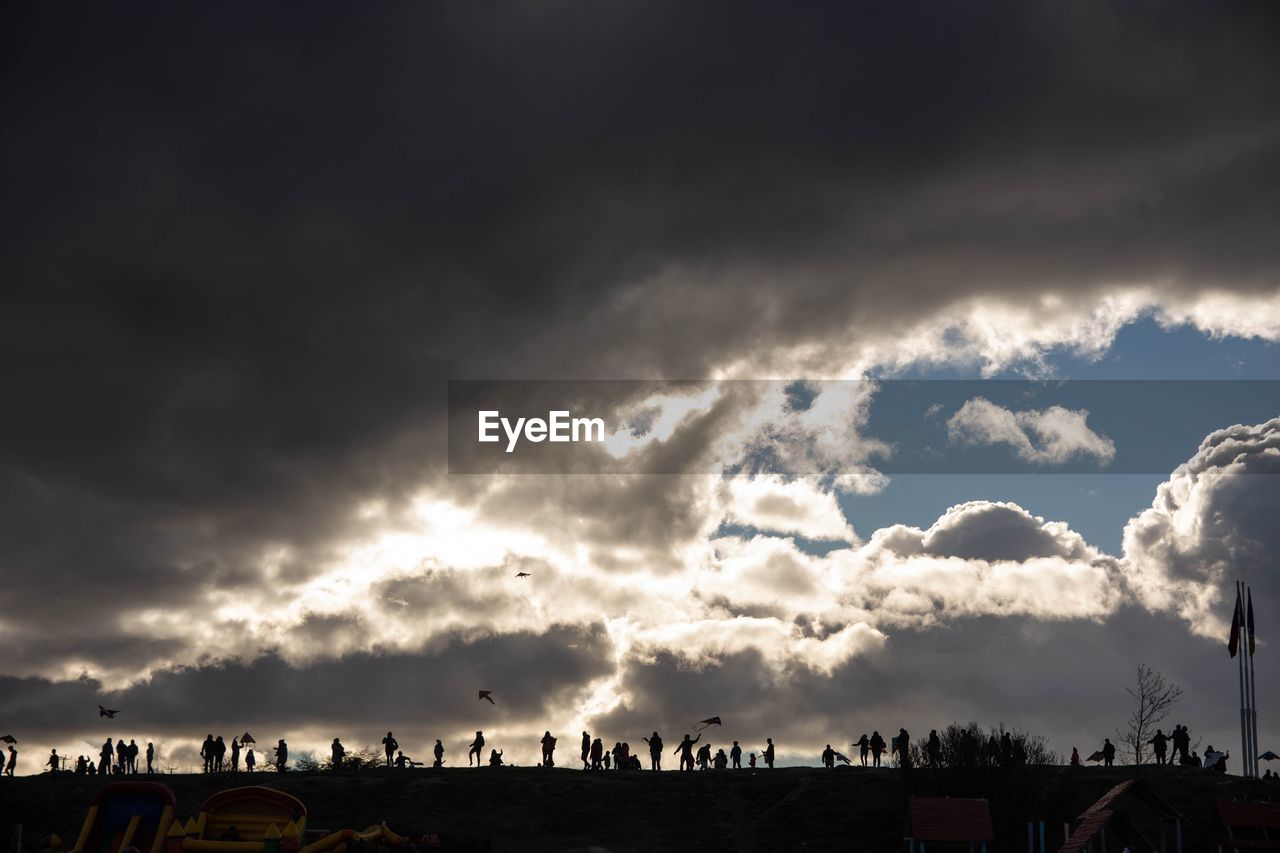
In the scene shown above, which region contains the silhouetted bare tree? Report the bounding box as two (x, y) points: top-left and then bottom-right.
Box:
(1118, 663), (1183, 764)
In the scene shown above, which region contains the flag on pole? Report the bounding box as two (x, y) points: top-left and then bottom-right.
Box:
(1229, 589), (1243, 658)
(1248, 588), (1256, 655)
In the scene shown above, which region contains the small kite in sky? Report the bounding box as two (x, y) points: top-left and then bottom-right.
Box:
(514, 572), (531, 578)
(0, 735), (16, 744)
(479, 690), (495, 704)
(241, 733), (256, 744)
(98, 705), (119, 718)
(692, 716), (722, 731)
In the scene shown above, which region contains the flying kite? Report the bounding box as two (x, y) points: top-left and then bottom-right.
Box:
(0, 735), (16, 744)
(241, 733), (256, 744)
(833, 751), (852, 765)
(692, 716), (722, 731)
(479, 690), (495, 704)
(98, 705), (119, 718)
(1261, 750), (1278, 761)
(1085, 750), (1106, 763)
(514, 572), (531, 579)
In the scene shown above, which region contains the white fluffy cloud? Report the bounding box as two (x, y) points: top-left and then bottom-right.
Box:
(947, 397), (1116, 466)
(1123, 417), (1280, 637)
(721, 475), (856, 541)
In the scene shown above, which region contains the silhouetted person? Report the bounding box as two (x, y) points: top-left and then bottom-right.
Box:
(5, 745), (16, 776)
(696, 742), (711, 770)
(1101, 738), (1115, 767)
(822, 744), (835, 768)
(468, 731), (484, 767)
(115, 739), (127, 774)
(201, 735), (215, 773)
(274, 739), (288, 772)
(394, 750), (418, 768)
(383, 732), (398, 768)
(541, 731), (557, 767)
(488, 749), (504, 766)
(213, 736), (225, 772)
(146, 742), (155, 774)
(894, 729), (912, 770)
(1070, 747), (1080, 766)
(1147, 728), (1168, 765)
(749, 752), (756, 769)
(985, 734), (999, 767)
(1172, 724), (1190, 764)
(1012, 739), (1026, 767)
(713, 749), (728, 769)
(730, 741), (742, 769)
(126, 739), (139, 774)
(46, 749), (58, 773)
(854, 734), (870, 766)
(674, 734), (700, 772)
(926, 730), (941, 768)
(87, 760), (97, 776)
(620, 742), (632, 769)
(98, 739), (112, 775)
(331, 738), (346, 769)
(763, 738), (776, 769)
(433, 739), (444, 767)
(869, 732), (885, 768)
(603, 750), (611, 770)
(230, 738), (240, 771)
(591, 737), (604, 770)
(999, 732), (1013, 768)
(643, 732), (663, 770)
(581, 731), (591, 769)
(75, 755), (87, 775)
(245, 749), (256, 771)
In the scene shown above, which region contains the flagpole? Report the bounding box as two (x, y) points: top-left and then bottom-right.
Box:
(1238, 581), (1251, 777)
(1249, 586), (1259, 778)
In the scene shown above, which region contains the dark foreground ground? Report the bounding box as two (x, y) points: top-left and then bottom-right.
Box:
(2, 764), (1275, 852)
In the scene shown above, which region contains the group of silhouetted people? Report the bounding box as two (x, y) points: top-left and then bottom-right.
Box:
(24, 716), (1235, 779)
(195, 735), (272, 772)
(568, 731), (773, 772)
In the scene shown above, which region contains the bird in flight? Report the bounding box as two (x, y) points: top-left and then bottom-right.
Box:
(478, 690), (495, 704)
(514, 572), (531, 578)
(98, 705), (119, 718)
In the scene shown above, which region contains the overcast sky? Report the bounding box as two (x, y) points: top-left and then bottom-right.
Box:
(3, 1), (1280, 772)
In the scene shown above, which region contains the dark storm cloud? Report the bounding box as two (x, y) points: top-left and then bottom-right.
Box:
(0, 0), (1278, 737)
(0, 622), (613, 740)
(597, 609), (1262, 763)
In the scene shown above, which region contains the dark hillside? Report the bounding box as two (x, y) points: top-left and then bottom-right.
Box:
(1, 765), (1274, 852)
